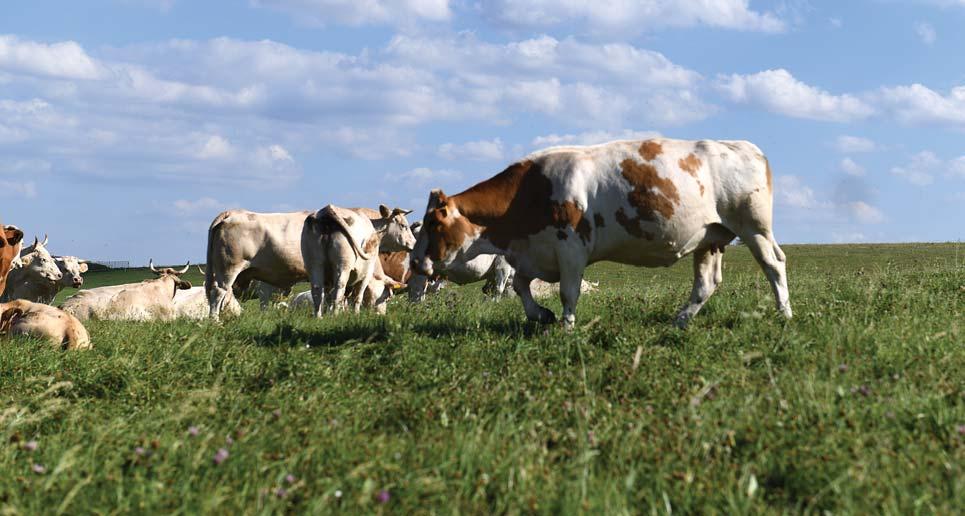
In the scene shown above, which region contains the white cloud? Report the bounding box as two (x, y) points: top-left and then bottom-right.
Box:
(844, 201), (885, 224)
(839, 157), (865, 176)
(776, 175), (825, 209)
(875, 84), (965, 126)
(835, 135), (876, 153)
(0, 179), (37, 198)
(197, 135), (235, 160)
(890, 151), (939, 186)
(950, 156), (965, 178)
(716, 69), (874, 122)
(0, 35), (104, 80)
(479, 0), (785, 33)
(915, 22), (937, 44)
(172, 197), (234, 217)
(250, 0), (451, 26)
(388, 167), (461, 185)
(438, 138), (505, 161)
(531, 129), (661, 148)
(829, 17), (843, 28)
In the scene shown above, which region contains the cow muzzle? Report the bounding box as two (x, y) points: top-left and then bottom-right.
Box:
(72, 278), (83, 287)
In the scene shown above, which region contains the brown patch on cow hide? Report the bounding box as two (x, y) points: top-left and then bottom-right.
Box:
(378, 251), (409, 283)
(615, 208), (653, 240)
(363, 234), (380, 255)
(344, 216), (355, 226)
(593, 213), (605, 228)
(699, 182), (706, 196)
(614, 157), (679, 239)
(451, 160), (593, 249)
(620, 158), (679, 220)
(638, 140), (663, 161)
(678, 153), (702, 177)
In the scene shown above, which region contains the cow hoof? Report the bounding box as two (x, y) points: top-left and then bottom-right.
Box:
(673, 314), (691, 329)
(528, 308), (556, 325)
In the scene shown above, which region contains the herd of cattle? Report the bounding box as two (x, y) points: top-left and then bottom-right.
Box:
(0, 138), (793, 350)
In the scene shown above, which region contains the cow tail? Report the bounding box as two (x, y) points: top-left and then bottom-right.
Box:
(206, 211), (232, 297)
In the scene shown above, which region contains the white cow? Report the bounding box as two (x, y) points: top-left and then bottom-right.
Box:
(63, 261), (192, 321)
(173, 287), (241, 319)
(407, 254), (514, 302)
(411, 138), (792, 328)
(0, 299), (91, 350)
(1, 236), (63, 302)
(301, 205), (415, 316)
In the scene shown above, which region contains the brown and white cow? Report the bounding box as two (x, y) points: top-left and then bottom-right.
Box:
(0, 299), (91, 350)
(63, 261), (192, 321)
(1, 236), (64, 302)
(206, 207), (415, 320)
(411, 138), (792, 328)
(300, 205), (415, 316)
(0, 225), (25, 298)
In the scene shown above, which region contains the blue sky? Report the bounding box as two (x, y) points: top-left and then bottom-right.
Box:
(1, 0), (963, 264)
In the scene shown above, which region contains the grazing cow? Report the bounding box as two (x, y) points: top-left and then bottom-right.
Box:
(0, 299), (91, 350)
(63, 261), (192, 321)
(301, 205), (415, 316)
(407, 253), (514, 302)
(206, 206), (415, 320)
(0, 225), (25, 298)
(1, 236), (63, 302)
(411, 138), (792, 328)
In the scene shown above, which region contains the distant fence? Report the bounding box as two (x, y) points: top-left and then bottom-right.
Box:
(90, 260), (131, 270)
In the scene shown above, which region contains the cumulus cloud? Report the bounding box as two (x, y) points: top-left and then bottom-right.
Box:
(950, 156), (965, 178)
(716, 69), (874, 122)
(387, 167), (461, 186)
(875, 83), (965, 126)
(172, 197), (235, 217)
(834, 135), (876, 153)
(776, 175), (825, 209)
(839, 157), (866, 177)
(250, 0), (451, 26)
(478, 0), (785, 33)
(438, 138), (505, 161)
(890, 151), (940, 186)
(0, 35), (104, 80)
(915, 22), (937, 44)
(844, 201), (885, 224)
(531, 129), (661, 147)
(0, 179), (37, 198)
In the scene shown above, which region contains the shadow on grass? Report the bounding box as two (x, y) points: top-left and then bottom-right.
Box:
(246, 322), (387, 348)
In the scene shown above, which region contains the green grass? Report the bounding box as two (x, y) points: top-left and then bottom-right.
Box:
(2, 243), (963, 514)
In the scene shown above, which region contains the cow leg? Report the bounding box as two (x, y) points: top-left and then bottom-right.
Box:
(331, 270), (349, 314)
(308, 266), (325, 319)
(492, 260), (513, 299)
(351, 275), (371, 313)
(513, 274), (555, 324)
(742, 233), (792, 319)
(558, 266), (585, 329)
(207, 266), (243, 321)
(675, 246), (724, 328)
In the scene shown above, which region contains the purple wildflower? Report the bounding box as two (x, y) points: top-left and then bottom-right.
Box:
(957, 424), (965, 436)
(858, 385), (871, 397)
(225, 435), (234, 446)
(376, 489), (391, 504)
(23, 440), (38, 452)
(213, 448), (229, 465)
(32, 464), (46, 474)
(135, 447), (146, 456)
(187, 426), (200, 437)
(274, 487), (287, 498)
(285, 474), (296, 484)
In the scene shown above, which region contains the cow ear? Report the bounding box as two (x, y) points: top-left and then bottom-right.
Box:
(79, 263), (89, 273)
(428, 189), (447, 209)
(379, 204), (391, 218)
(178, 280), (192, 290)
(437, 206), (449, 219)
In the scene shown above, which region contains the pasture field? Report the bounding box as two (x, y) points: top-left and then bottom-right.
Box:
(2, 243), (963, 514)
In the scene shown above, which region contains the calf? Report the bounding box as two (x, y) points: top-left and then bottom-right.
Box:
(300, 205), (415, 316)
(411, 138), (791, 328)
(0, 299), (91, 350)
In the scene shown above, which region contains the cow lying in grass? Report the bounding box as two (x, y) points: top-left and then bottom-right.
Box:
(0, 299), (91, 350)
(63, 261), (193, 321)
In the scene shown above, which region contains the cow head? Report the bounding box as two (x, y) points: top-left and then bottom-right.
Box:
(411, 190), (480, 277)
(0, 225), (25, 298)
(18, 236), (63, 283)
(149, 259), (193, 295)
(56, 256), (88, 288)
(374, 204), (417, 253)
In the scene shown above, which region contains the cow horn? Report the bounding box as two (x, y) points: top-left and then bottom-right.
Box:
(32, 236), (38, 248)
(197, 265), (206, 275)
(403, 209), (413, 215)
(149, 259), (158, 273)
(177, 262), (190, 274)
(41, 234), (48, 247)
